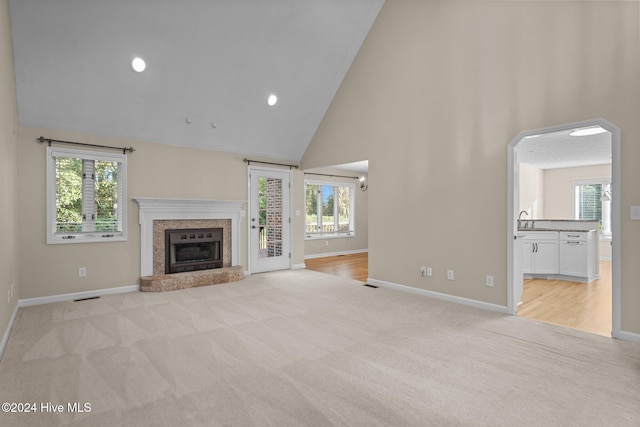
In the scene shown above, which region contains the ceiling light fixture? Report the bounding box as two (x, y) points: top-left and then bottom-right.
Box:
(131, 57), (146, 73)
(267, 94), (278, 106)
(569, 126), (607, 137)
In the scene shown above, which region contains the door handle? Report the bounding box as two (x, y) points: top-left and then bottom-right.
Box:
(252, 225), (257, 229)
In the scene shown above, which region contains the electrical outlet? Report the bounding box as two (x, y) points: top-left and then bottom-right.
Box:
(420, 266), (427, 276)
(79, 267), (87, 278)
(447, 270), (454, 281)
(486, 275), (494, 287)
(426, 267), (432, 277)
(325, 240), (329, 246)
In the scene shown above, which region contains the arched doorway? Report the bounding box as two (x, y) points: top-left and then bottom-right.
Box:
(507, 119), (621, 338)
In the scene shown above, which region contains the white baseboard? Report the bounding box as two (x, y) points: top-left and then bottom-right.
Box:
(291, 263), (306, 270)
(19, 284), (139, 308)
(615, 330), (640, 343)
(304, 249), (368, 260)
(367, 278), (510, 314)
(0, 302), (20, 360)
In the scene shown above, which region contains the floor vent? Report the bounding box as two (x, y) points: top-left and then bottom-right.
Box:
(74, 296), (101, 302)
(363, 284), (378, 288)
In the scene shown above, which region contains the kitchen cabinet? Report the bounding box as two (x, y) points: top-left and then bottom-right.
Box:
(558, 231), (596, 280)
(521, 232), (558, 275)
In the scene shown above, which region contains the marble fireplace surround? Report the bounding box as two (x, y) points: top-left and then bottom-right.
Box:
(135, 198), (245, 278)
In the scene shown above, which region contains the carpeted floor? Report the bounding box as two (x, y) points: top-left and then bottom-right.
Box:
(0, 269), (639, 426)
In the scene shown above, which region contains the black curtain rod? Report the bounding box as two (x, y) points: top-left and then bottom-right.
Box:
(243, 158), (299, 169)
(304, 172), (360, 180)
(37, 136), (135, 154)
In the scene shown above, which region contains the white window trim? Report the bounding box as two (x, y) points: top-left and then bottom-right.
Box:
(46, 146), (127, 244)
(572, 178), (611, 238)
(304, 179), (356, 240)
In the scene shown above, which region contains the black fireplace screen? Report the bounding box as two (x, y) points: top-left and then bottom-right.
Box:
(165, 228), (223, 273)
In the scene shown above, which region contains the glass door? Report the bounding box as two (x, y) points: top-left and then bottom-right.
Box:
(249, 167), (291, 273)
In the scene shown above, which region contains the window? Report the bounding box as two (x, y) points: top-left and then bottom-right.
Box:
(46, 146), (127, 243)
(574, 180), (611, 236)
(305, 180), (355, 238)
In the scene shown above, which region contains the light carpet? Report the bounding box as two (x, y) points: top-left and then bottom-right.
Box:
(0, 269), (639, 426)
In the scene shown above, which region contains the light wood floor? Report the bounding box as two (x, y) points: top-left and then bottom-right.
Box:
(304, 252), (369, 283)
(305, 253), (611, 336)
(518, 261), (612, 337)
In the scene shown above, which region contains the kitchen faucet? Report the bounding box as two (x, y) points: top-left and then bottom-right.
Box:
(518, 210), (529, 228)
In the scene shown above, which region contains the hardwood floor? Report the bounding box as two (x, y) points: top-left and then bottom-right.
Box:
(517, 261), (612, 336)
(305, 253), (611, 337)
(304, 252), (368, 282)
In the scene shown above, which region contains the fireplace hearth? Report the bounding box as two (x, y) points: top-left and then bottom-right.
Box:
(165, 228), (222, 273)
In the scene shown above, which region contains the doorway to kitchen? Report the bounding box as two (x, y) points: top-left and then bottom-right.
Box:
(507, 119), (620, 338)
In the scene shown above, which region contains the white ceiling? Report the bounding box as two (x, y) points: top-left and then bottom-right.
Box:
(9, 0), (384, 162)
(516, 128), (612, 170)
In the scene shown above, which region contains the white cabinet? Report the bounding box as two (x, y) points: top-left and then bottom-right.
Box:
(521, 232), (558, 275)
(521, 230), (597, 282)
(558, 231), (596, 280)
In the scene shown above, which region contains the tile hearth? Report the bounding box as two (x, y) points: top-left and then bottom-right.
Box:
(139, 266), (244, 292)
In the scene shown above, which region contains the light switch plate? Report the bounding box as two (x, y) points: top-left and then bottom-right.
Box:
(631, 206), (640, 220)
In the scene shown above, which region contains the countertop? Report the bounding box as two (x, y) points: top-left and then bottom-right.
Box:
(517, 228), (596, 233)
(517, 219), (597, 233)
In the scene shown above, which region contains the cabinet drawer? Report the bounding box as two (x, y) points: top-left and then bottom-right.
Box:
(559, 231), (587, 241)
(520, 232), (558, 241)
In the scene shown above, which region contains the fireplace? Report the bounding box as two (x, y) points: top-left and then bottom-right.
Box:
(165, 228), (223, 273)
(135, 198), (244, 278)
(135, 199), (245, 292)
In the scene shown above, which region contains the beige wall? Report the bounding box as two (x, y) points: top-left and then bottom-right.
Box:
(301, 1), (640, 333)
(0, 0), (19, 342)
(543, 164), (611, 219)
(518, 163), (544, 219)
(301, 167), (368, 258)
(17, 126), (305, 299)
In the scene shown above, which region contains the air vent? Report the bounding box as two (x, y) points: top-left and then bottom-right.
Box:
(74, 296), (101, 302)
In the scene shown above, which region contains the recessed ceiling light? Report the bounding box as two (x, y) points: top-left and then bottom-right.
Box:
(267, 94), (278, 106)
(131, 57), (146, 73)
(569, 126), (607, 137)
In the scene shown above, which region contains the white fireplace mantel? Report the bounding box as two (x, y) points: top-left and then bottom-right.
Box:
(135, 198), (245, 277)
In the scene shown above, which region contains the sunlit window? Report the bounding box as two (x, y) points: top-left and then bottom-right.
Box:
(304, 180), (355, 238)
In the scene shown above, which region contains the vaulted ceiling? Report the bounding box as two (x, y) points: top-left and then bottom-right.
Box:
(9, 0), (384, 162)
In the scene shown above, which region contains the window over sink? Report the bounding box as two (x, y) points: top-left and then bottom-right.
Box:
(574, 179), (611, 237)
